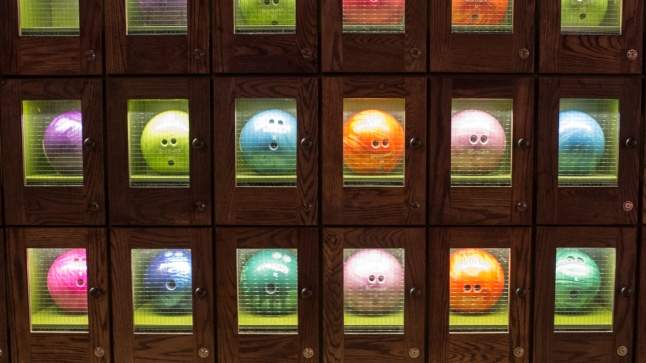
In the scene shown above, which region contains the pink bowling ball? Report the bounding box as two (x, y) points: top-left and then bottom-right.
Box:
(451, 109), (506, 173)
(47, 249), (88, 313)
(344, 249), (404, 314)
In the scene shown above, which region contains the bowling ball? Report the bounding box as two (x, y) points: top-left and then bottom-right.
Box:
(343, 0), (405, 26)
(344, 249), (404, 315)
(561, 0), (608, 29)
(42, 110), (83, 174)
(452, 0), (510, 25)
(558, 110), (605, 175)
(47, 249), (88, 313)
(144, 250), (192, 312)
(555, 249), (601, 313)
(239, 109), (297, 175)
(450, 249), (505, 313)
(451, 109), (507, 173)
(140, 110), (190, 175)
(137, 0), (187, 25)
(237, 0), (296, 28)
(343, 110), (405, 174)
(239, 250), (298, 315)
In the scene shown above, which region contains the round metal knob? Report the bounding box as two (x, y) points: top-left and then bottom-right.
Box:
(84, 137), (96, 150)
(409, 201), (421, 209)
(94, 346), (105, 358)
(300, 137), (313, 148)
(302, 201), (313, 211)
(623, 201), (634, 212)
(518, 48), (530, 60)
(515, 201), (528, 212)
(300, 48), (314, 60)
(198, 347), (210, 359)
(194, 201), (207, 212)
(191, 137), (205, 149)
(193, 48), (206, 60)
(409, 287), (422, 297)
(408, 137), (423, 149)
(516, 138), (531, 149)
(409, 48), (422, 58)
(0, 348), (4, 357)
(194, 287), (207, 298)
(409, 347), (420, 358)
(89, 287), (103, 298)
(624, 137), (638, 148)
(620, 286), (633, 298)
(302, 347), (314, 359)
(513, 347), (525, 358)
(627, 49), (639, 61)
(514, 287), (526, 297)
(300, 287), (313, 299)
(85, 50), (97, 62)
(617, 345), (629, 357)
(88, 201), (100, 212)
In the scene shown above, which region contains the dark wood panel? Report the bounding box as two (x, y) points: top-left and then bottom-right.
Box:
(0, 230), (6, 363)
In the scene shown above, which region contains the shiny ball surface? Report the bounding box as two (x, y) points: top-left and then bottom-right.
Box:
(47, 249), (88, 313)
(343, 0), (405, 26)
(452, 0), (510, 25)
(555, 248), (601, 313)
(558, 110), (605, 175)
(42, 110), (83, 174)
(140, 110), (190, 175)
(239, 109), (297, 175)
(237, 0), (296, 27)
(451, 109), (507, 173)
(561, 0), (608, 28)
(239, 250), (298, 315)
(144, 250), (193, 311)
(449, 249), (505, 313)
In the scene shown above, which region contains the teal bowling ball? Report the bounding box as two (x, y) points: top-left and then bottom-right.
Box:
(558, 110), (605, 175)
(239, 109), (297, 175)
(140, 110), (190, 175)
(237, 0), (296, 28)
(561, 0), (609, 29)
(555, 248), (601, 313)
(239, 250), (298, 315)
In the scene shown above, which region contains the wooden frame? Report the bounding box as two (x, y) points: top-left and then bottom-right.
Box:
(6, 228), (110, 363)
(111, 228), (214, 363)
(321, 0), (426, 72)
(430, 0), (535, 72)
(0, 230), (7, 363)
(534, 227), (637, 363)
(322, 77), (427, 225)
(636, 231), (646, 362)
(105, 0), (209, 73)
(429, 227), (532, 363)
(430, 77), (534, 225)
(214, 77), (319, 225)
(537, 77), (641, 225)
(0, 79), (105, 225)
(216, 227), (319, 363)
(107, 78), (211, 225)
(323, 227), (426, 362)
(539, 0), (643, 73)
(0, 0), (102, 74)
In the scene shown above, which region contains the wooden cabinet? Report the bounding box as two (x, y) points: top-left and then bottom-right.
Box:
(323, 228), (426, 363)
(430, 77), (534, 225)
(107, 78), (211, 225)
(534, 227), (636, 363)
(0, 79), (105, 225)
(214, 77), (318, 225)
(6, 228), (110, 363)
(537, 77), (640, 225)
(111, 228), (214, 362)
(429, 227), (532, 363)
(216, 227), (319, 363)
(0, 230), (7, 363)
(322, 77), (427, 225)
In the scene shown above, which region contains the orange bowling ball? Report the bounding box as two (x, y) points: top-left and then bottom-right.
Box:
(450, 249), (505, 313)
(343, 110), (405, 174)
(451, 0), (510, 25)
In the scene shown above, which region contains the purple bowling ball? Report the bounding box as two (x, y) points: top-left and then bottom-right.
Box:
(137, 0), (187, 25)
(42, 110), (83, 173)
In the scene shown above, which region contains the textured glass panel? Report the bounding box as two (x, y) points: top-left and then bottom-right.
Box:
(132, 249), (193, 333)
(344, 248), (405, 334)
(234, 0), (296, 34)
(449, 248), (510, 333)
(343, 99), (405, 187)
(19, 0), (79, 36)
(554, 248), (615, 332)
(237, 249), (298, 334)
(126, 0), (187, 34)
(235, 99), (298, 187)
(558, 99), (619, 187)
(128, 99), (190, 188)
(561, 0), (622, 35)
(22, 100), (84, 187)
(451, 0), (513, 33)
(342, 0), (405, 33)
(27, 248), (88, 332)
(451, 99), (513, 187)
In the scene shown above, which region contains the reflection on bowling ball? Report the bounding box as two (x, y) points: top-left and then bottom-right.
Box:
(42, 110), (83, 174)
(237, 0), (296, 28)
(343, 0), (405, 26)
(144, 250), (193, 312)
(47, 249), (88, 313)
(140, 110), (190, 175)
(452, 0), (510, 25)
(450, 249), (505, 313)
(561, 0), (608, 28)
(558, 110), (605, 175)
(239, 109), (297, 175)
(343, 110), (405, 174)
(451, 109), (507, 173)
(555, 248), (601, 313)
(239, 250), (298, 315)
(344, 249), (404, 315)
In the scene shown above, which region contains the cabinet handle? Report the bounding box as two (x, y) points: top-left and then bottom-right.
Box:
(624, 137), (638, 148)
(516, 138), (531, 149)
(89, 287), (103, 298)
(191, 137), (206, 150)
(194, 287), (208, 298)
(620, 286), (633, 298)
(300, 137), (313, 149)
(409, 287), (422, 297)
(300, 288), (313, 299)
(514, 287), (526, 297)
(408, 137), (423, 149)
(84, 137), (96, 151)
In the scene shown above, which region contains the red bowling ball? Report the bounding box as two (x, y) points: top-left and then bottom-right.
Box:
(343, 0), (405, 26)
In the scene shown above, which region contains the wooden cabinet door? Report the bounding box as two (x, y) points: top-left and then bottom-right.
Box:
(1, 79), (105, 225)
(216, 227), (319, 363)
(0, 230), (7, 363)
(323, 228), (426, 363)
(214, 77), (318, 225)
(534, 227), (637, 363)
(107, 78), (211, 225)
(429, 227), (532, 363)
(111, 228), (214, 363)
(430, 77), (534, 225)
(7, 228), (110, 363)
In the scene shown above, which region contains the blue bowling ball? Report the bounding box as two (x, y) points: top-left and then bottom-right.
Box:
(239, 109), (297, 175)
(558, 110), (606, 175)
(144, 250), (192, 312)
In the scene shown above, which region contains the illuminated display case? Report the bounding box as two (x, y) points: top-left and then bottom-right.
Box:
(534, 227), (636, 362)
(214, 77), (318, 225)
(107, 78), (211, 225)
(0, 79), (105, 225)
(216, 228), (319, 362)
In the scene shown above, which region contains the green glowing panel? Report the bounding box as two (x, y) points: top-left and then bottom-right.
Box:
(451, 0), (513, 33)
(342, 0), (405, 33)
(561, 0), (622, 35)
(19, 0), (80, 36)
(234, 0), (296, 34)
(126, 0), (187, 35)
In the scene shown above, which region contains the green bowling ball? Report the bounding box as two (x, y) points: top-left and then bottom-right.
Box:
(140, 110), (190, 175)
(239, 250), (298, 315)
(555, 249), (601, 313)
(237, 0), (296, 28)
(561, 0), (609, 29)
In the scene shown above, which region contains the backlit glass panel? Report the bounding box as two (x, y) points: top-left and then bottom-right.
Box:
(561, 0), (622, 35)
(234, 0), (296, 34)
(342, 0), (405, 33)
(19, 0), (80, 36)
(451, 0), (513, 33)
(126, 0), (188, 34)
